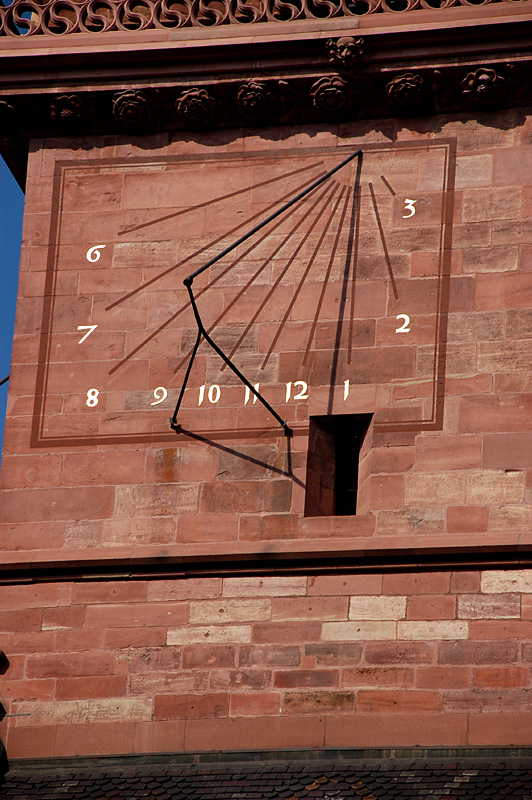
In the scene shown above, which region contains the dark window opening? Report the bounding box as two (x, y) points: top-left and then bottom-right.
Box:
(304, 414), (372, 517)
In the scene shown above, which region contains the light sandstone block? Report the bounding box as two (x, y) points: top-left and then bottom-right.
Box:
(322, 622), (397, 641)
(466, 470), (524, 505)
(397, 621), (468, 640)
(405, 473), (466, 506)
(222, 577), (307, 597)
(189, 599), (271, 624)
(481, 570), (532, 594)
(349, 596), (407, 621)
(167, 625), (252, 645)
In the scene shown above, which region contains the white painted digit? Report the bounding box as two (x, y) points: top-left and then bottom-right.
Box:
(344, 379), (350, 400)
(396, 314), (410, 333)
(403, 199), (417, 219)
(208, 384), (221, 404)
(198, 385), (205, 406)
(293, 381), (309, 400)
(285, 382), (292, 403)
(150, 387), (168, 406)
(86, 245), (106, 263)
(244, 383), (260, 405)
(77, 324), (98, 343)
(86, 388), (99, 407)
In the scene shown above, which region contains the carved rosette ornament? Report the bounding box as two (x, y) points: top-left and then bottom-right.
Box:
(50, 95), (87, 128)
(326, 37), (365, 67)
(236, 81), (277, 122)
(112, 90), (152, 129)
(176, 88), (218, 128)
(462, 68), (506, 106)
(386, 73), (430, 111)
(310, 76), (353, 119)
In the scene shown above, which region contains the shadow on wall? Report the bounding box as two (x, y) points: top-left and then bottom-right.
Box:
(0, 650), (9, 785)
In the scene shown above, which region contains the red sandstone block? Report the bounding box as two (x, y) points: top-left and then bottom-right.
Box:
(469, 620), (532, 639)
(0, 609), (42, 632)
(382, 573), (450, 595)
(55, 629), (104, 652)
(447, 506), (488, 534)
(450, 572), (481, 593)
(209, 669), (271, 692)
(325, 714), (467, 747)
(416, 667), (469, 689)
(518, 595), (532, 620)
(177, 515), (239, 543)
(154, 693), (229, 720)
(252, 622), (321, 644)
(118, 647), (181, 672)
(54, 722), (137, 757)
(103, 628), (167, 649)
(0, 583), (72, 610)
(273, 670), (338, 689)
(475, 272), (532, 311)
(6, 726), (57, 759)
(3, 655), (24, 681)
(1, 679), (55, 701)
(147, 578), (222, 602)
(73, 581), (148, 604)
(271, 597), (348, 621)
(282, 691), (356, 715)
(56, 676), (127, 700)
(85, 602), (188, 628)
(184, 716), (325, 751)
(307, 575), (382, 596)
(468, 713), (532, 746)
(27, 652), (115, 678)
(229, 692), (281, 717)
(365, 642), (435, 665)
(0, 453), (63, 490)
(304, 643), (362, 666)
(61, 451), (146, 487)
(357, 689), (440, 713)
(134, 720), (186, 753)
(238, 646), (301, 668)
(182, 646), (235, 669)
(483, 433), (532, 469)
(1, 631), (55, 654)
(438, 640), (518, 665)
(0, 487), (115, 523)
(472, 667), (530, 688)
(415, 435), (481, 470)
(42, 607), (85, 630)
(406, 595), (456, 621)
(342, 667), (414, 688)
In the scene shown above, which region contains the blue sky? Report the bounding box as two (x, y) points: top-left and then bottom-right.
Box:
(0, 155), (25, 460)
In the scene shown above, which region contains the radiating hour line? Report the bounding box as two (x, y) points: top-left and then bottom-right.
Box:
(173, 181), (335, 374)
(221, 181), (338, 370)
(380, 174), (396, 196)
(369, 182), (399, 301)
(261, 184), (346, 370)
(302, 186), (352, 366)
(110, 178), (327, 376)
(347, 174), (362, 365)
(118, 161), (324, 235)
(106, 168), (326, 312)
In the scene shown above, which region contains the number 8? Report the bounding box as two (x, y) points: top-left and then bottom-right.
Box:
(86, 388), (99, 407)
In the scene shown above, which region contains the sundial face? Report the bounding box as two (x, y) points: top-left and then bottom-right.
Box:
(32, 141), (455, 447)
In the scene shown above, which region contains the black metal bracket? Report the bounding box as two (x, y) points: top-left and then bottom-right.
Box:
(170, 149), (363, 436)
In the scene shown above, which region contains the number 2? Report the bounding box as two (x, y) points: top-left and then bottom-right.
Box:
(396, 314), (410, 333)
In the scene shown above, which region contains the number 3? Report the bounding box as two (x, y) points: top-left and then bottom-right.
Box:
(403, 199), (417, 218)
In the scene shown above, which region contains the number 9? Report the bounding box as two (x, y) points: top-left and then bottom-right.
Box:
(150, 387), (168, 406)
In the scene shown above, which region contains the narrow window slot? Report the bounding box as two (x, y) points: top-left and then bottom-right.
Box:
(304, 414), (372, 517)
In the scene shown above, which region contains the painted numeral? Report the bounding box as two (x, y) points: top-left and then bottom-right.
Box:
(403, 199), (417, 219)
(198, 384), (221, 405)
(77, 324), (98, 343)
(244, 383), (260, 405)
(150, 387), (168, 406)
(344, 379), (350, 400)
(395, 314), (410, 333)
(86, 245), (106, 263)
(286, 381), (309, 402)
(86, 388), (99, 407)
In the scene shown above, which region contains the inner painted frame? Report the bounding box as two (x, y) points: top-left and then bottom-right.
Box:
(32, 141), (455, 447)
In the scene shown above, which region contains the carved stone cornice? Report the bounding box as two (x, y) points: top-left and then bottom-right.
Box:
(1, 4), (532, 186)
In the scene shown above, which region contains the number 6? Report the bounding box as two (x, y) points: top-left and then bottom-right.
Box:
(86, 245), (106, 263)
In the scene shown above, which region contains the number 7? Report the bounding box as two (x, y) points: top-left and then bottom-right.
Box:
(77, 325), (98, 343)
